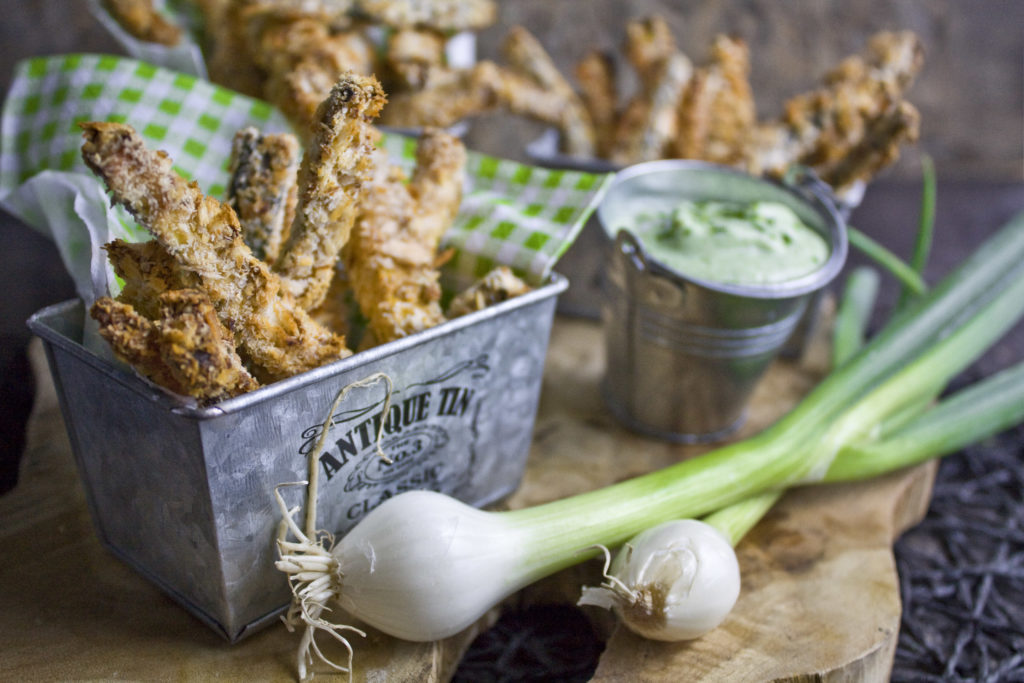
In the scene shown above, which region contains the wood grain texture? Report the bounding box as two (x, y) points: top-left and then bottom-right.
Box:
(0, 312), (935, 681)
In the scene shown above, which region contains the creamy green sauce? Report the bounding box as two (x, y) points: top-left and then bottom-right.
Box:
(628, 200), (829, 285)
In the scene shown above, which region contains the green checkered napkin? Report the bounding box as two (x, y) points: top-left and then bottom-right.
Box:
(0, 54), (612, 306)
(86, 0), (208, 79)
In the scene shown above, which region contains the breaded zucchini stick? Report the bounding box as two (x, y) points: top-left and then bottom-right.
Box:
(201, 0), (265, 98)
(611, 51), (692, 164)
(502, 26), (596, 158)
(384, 27), (447, 90)
(610, 15), (682, 162)
(574, 50), (618, 158)
(273, 74), (386, 310)
(80, 121), (353, 382)
(244, 7), (378, 134)
(492, 67), (580, 132)
(817, 100), (921, 191)
(407, 129), (466, 245)
(699, 34), (757, 164)
(447, 266), (531, 319)
(742, 31), (924, 179)
(227, 127), (300, 265)
(672, 66), (719, 160)
(104, 238), (199, 320)
(91, 289), (259, 404)
(343, 129), (465, 344)
(624, 15), (677, 88)
(379, 61), (502, 128)
(355, 0), (497, 32)
(102, 0), (183, 46)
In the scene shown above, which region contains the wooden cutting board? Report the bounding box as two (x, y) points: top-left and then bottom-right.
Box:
(0, 314), (934, 682)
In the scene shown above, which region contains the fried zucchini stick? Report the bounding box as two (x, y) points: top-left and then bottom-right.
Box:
(273, 74), (386, 310)
(201, 0), (265, 98)
(356, 0), (497, 32)
(343, 129), (465, 344)
(624, 15), (677, 88)
(102, 0), (183, 46)
(672, 66), (718, 160)
(91, 289), (259, 404)
(610, 15), (682, 162)
(611, 51), (692, 164)
(245, 7), (378, 134)
(379, 61), (502, 128)
(447, 266), (531, 319)
(227, 127), (300, 265)
(817, 100), (921, 191)
(699, 35), (757, 164)
(104, 238), (199, 320)
(80, 121), (353, 382)
(385, 27), (447, 90)
(502, 26), (596, 158)
(742, 31), (924, 179)
(574, 50), (618, 158)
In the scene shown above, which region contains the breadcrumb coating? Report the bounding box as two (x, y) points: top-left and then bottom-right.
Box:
(80, 121), (353, 383)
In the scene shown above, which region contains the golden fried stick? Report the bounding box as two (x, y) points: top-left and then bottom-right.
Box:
(502, 26), (596, 158)
(447, 266), (531, 318)
(742, 31), (924, 179)
(202, 1), (265, 99)
(154, 289), (260, 400)
(817, 100), (921, 191)
(91, 289), (259, 404)
(700, 35), (757, 165)
(384, 27), (447, 90)
(406, 129), (466, 245)
(574, 50), (618, 158)
(104, 238), (199, 319)
(227, 127), (300, 265)
(610, 15), (684, 163)
(610, 51), (692, 164)
(343, 129), (465, 344)
(356, 0), (497, 32)
(624, 15), (677, 87)
(102, 0), (183, 46)
(273, 74), (386, 310)
(379, 61), (502, 128)
(671, 66), (718, 160)
(244, 7), (378, 133)
(92, 296), (182, 393)
(80, 121), (353, 382)
(492, 67), (580, 131)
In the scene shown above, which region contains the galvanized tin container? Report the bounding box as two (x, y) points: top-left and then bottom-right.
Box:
(596, 161), (847, 442)
(27, 275), (566, 642)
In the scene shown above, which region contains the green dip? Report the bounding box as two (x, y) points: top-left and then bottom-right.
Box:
(628, 200), (830, 286)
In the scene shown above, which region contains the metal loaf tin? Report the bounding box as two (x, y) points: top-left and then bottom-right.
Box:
(27, 274), (566, 642)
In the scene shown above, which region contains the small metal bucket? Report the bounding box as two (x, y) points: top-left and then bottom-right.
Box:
(597, 161), (847, 443)
(27, 274), (566, 642)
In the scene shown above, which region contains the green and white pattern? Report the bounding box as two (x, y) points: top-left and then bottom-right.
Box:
(0, 54), (612, 304)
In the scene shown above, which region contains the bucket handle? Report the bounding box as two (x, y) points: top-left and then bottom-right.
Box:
(614, 229), (649, 273)
(782, 165), (841, 215)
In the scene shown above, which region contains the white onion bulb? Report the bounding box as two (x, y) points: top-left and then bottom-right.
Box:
(578, 519), (741, 641)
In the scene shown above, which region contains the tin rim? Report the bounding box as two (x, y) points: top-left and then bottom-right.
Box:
(597, 159), (849, 301)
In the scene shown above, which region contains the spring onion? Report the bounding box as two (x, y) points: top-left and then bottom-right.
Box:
(898, 155), (937, 309)
(833, 266), (881, 368)
(276, 213), (1024, 679)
